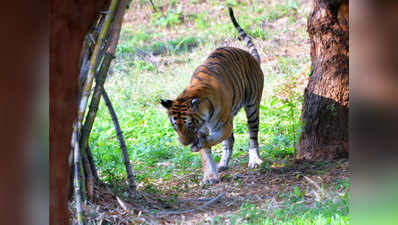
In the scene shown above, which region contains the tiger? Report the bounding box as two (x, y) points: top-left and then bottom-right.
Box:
(161, 7), (264, 183)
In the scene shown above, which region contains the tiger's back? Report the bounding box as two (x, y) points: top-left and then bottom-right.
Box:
(192, 47), (264, 116)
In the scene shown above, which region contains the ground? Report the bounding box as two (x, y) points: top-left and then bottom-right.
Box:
(71, 0), (350, 224)
(77, 159), (349, 224)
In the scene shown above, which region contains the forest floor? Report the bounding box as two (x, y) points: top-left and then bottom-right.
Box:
(71, 0), (350, 224)
(77, 158), (350, 224)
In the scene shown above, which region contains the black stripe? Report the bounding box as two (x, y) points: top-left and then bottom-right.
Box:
(226, 52), (244, 106)
(205, 62), (227, 73)
(193, 76), (203, 81)
(248, 123), (259, 129)
(229, 69), (242, 106)
(245, 55), (258, 97)
(192, 114), (205, 124)
(214, 120), (222, 130)
(247, 110), (257, 120)
(248, 116), (258, 124)
(208, 52), (228, 60)
(198, 69), (216, 77)
(224, 48), (241, 64)
(204, 97), (215, 120)
(246, 102), (256, 108)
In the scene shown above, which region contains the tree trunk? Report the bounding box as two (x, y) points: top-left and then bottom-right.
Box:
(297, 0), (349, 160)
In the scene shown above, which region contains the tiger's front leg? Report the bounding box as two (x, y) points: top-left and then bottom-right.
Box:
(199, 148), (219, 184)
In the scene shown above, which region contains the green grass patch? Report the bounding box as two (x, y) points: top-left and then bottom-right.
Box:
(263, 1), (299, 22)
(117, 36), (201, 57)
(151, 4), (183, 27)
(209, 196), (349, 225)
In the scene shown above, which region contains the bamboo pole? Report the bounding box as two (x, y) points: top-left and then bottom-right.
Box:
(71, 127), (84, 225)
(86, 146), (99, 181)
(79, 13), (113, 199)
(80, 0), (130, 177)
(80, 53), (113, 199)
(102, 90), (137, 193)
(71, 0), (120, 224)
(79, 0), (135, 198)
(80, 147), (93, 200)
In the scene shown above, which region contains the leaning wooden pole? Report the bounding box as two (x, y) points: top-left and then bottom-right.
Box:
(79, 0), (134, 197)
(102, 90), (136, 194)
(80, 53), (113, 199)
(71, 0), (120, 223)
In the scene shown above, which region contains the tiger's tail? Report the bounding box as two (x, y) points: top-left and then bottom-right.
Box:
(228, 7), (261, 64)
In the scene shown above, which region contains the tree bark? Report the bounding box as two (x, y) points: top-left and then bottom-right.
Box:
(298, 0), (349, 160)
(50, 0), (108, 223)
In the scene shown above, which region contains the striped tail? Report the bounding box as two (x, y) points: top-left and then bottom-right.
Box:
(228, 7), (261, 64)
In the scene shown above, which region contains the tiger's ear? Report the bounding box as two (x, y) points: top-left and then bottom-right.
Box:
(191, 98), (200, 112)
(160, 99), (173, 109)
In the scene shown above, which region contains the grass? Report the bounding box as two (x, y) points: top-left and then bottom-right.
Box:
(86, 0), (349, 224)
(203, 177), (350, 225)
(90, 0), (310, 187)
(220, 197), (349, 225)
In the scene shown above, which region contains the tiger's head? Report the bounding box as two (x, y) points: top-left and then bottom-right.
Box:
(160, 98), (203, 146)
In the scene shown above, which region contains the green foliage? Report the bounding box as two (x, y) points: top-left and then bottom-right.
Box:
(208, 196), (349, 225)
(225, 0), (240, 7)
(116, 28), (151, 55)
(248, 27), (268, 40)
(151, 4), (183, 27)
(116, 35), (200, 57)
(194, 13), (210, 30)
(264, 1), (299, 22)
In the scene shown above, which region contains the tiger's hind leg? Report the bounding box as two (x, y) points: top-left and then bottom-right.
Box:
(244, 102), (263, 169)
(217, 132), (234, 171)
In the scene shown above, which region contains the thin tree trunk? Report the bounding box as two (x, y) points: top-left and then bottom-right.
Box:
(102, 90), (137, 194)
(298, 0), (349, 160)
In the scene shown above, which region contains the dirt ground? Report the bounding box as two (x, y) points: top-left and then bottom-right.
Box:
(73, 158), (350, 224)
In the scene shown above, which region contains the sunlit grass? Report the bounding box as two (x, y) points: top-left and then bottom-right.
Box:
(90, 0), (310, 191)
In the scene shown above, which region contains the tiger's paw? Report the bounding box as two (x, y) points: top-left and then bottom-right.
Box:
(248, 148), (263, 169)
(248, 158), (263, 169)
